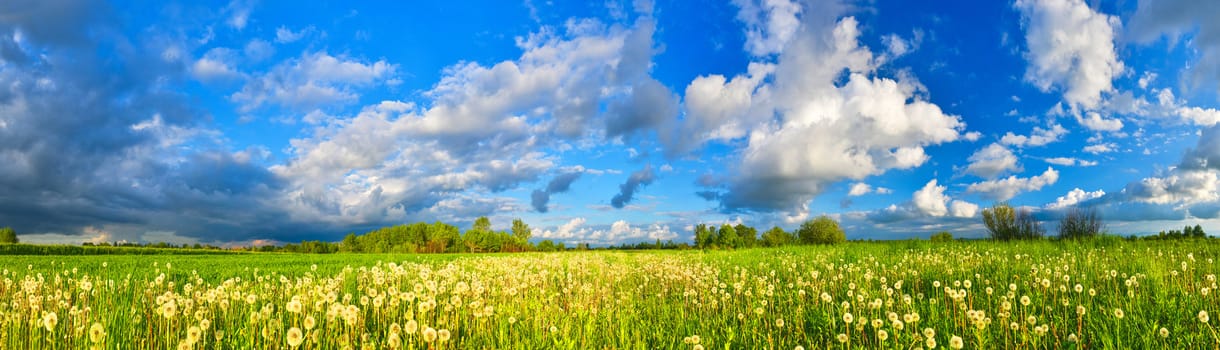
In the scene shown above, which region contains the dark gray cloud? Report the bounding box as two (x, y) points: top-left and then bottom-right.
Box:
(611, 165), (656, 209)
(530, 171), (583, 212)
(605, 78), (679, 138)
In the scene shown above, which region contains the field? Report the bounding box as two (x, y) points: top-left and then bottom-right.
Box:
(1, 240), (1219, 349)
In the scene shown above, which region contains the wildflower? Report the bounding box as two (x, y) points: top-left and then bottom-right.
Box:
(423, 327), (437, 343)
(42, 312), (57, 332)
(1068, 333), (1078, 342)
(795, 346), (805, 350)
(405, 319), (418, 334)
(1113, 308), (1124, 319)
(923, 328), (935, 338)
(949, 335), (964, 349)
(287, 299), (303, 314)
(926, 337), (937, 348)
(693, 345), (704, 350)
(438, 329), (451, 342)
(88, 322), (106, 343)
(287, 327), (304, 347)
(1076, 305), (1086, 317)
(1020, 296), (1031, 306)
(836, 333), (848, 343)
(1159, 327), (1169, 338)
(1200, 310), (1210, 324)
(775, 318), (785, 328)
(843, 312), (854, 324)
(304, 316), (316, 330)
(200, 319), (211, 330)
(877, 329), (888, 341)
(186, 326), (202, 345)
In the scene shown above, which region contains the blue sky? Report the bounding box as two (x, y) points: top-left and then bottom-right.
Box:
(4, 0), (1220, 245)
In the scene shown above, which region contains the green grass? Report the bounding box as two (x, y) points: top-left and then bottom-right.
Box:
(1, 240), (1218, 349)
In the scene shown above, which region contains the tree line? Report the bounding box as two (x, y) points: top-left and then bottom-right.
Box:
(977, 203), (1207, 241)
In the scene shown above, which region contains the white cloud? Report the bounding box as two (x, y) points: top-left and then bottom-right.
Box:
(224, 0), (255, 30)
(847, 182), (890, 196)
(231, 51), (396, 112)
(911, 179), (977, 218)
(1075, 112), (1124, 132)
(276, 26), (314, 43)
(190, 48), (241, 82)
(1125, 171), (1220, 205)
(965, 143), (1021, 178)
(732, 0), (803, 56)
(537, 217), (589, 239)
(1046, 188), (1105, 209)
(967, 167), (1060, 201)
(1043, 157), (1097, 166)
(1000, 124), (1067, 147)
(1083, 143), (1116, 154)
(714, 16), (964, 214)
(1177, 106), (1220, 126)
(1014, 0), (1123, 111)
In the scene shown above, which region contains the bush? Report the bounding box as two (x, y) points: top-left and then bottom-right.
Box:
(930, 231), (953, 242)
(1058, 207), (1103, 240)
(0, 227), (16, 244)
(982, 203), (1044, 240)
(797, 215), (846, 245)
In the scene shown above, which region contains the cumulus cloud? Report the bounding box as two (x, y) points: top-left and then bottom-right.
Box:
(912, 180), (977, 218)
(1014, 0), (1123, 111)
(967, 167), (1060, 201)
(275, 26), (314, 43)
(1046, 188), (1105, 209)
(848, 182), (891, 197)
(732, 0), (804, 56)
(611, 166), (656, 209)
(191, 48), (243, 82)
(1075, 112), (1124, 132)
(965, 143), (1021, 178)
(1000, 124), (1067, 147)
(536, 217), (589, 240)
(531, 171), (583, 213)
(689, 11), (966, 217)
(231, 51), (397, 113)
(1084, 143), (1117, 154)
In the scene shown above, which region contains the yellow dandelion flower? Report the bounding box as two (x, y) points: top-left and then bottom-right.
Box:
(88, 322), (106, 343)
(438, 329), (451, 342)
(423, 327), (437, 343)
(286, 327), (304, 347)
(949, 335), (963, 349)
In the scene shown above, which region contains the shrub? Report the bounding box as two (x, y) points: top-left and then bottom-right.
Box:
(797, 215), (846, 245)
(982, 203), (1044, 241)
(1058, 207), (1103, 240)
(0, 227), (16, 244)
(930, 231), (953, 242)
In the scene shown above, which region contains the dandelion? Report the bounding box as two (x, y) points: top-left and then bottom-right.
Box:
(287, 327), (304, 347)
(200, 318), (211, 330)
(923, 328), (935, 339)
(405, 319), (418, 334)
(88, 322), (106, 343)
(1159, 327), (1169, 338)
(42, 312), (57, 332)
(423, 327), (437, 343)
(1200, 310), (1210, 324)
(775, 318), (785, 328)
(795, 346), (805, 350)
(304, 316), (316, 330)
(1068, 333), (1078, 342)
(843, 312), (854, 324)
(1113, 308), (1124, 319)
(1076, 305), (1086, 316)
(186, 326), (202, 345)
(438, 329), (451, 342)
(693, 345), (704, 350)
(926, 337), (937, 348)
(877, 329), (888, 341)
(836, 333), (849, 343)
(1020, 295), (1031, 306)
(287, 299), (303, 314)
(949, 335), (964, 349)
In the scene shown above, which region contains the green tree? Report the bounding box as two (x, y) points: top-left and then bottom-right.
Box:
(716, 224), (740, 248)
(735, 224), (758, 247)
(339, 233), (361, 252)
(693, 224), (714, 249)
(760, 226), (792, 247)
(797, 215), (846, 245)
(983, 203), (1044, 240)
(511, 218), (531, 241)
(473, 217), (492, 232)
(0, 227), (16, 244)
(1194, 224), (1207, 238)
(930, 231), (954, 242)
